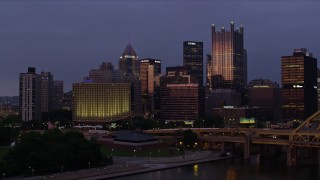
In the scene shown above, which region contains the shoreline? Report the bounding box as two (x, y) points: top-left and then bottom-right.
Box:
(99, 155), (235, 180)
(24, 151), (236, 180)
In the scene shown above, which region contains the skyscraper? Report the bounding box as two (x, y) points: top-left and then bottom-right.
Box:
(140, 58), (161, 94)
(40, 71), (53, 112)
(51, 80), (64, 110)
(119, 44), (140, 77)
(140, 58), (161, 117)
(207, 21), (246, 90)
(19, 67), (42, 121)
(281, 48), (317, 122)
(183, 41), (203, 85)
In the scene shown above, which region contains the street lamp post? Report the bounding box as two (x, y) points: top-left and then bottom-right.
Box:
(88, 162), (91, 169)
(111, 149), (114, 156)
(133, 149), (136, 158)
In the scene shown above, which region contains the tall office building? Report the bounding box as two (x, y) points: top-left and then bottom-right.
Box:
(19, 67), (42, 121)
(161, 84), (202, 124)
(40, 71), (64, 112)
(140, 58), (161, 117)
(40, 72), (53, 112)
(207, 21), (246, 90)
(281, 48), (317, 122)
(140, 58), (161, 94)
(248, 79), (281, 121)
(73, 83), (131, 123)
(51, 80), (64, 110)
(119, 44), (140, 77)
(160, 68), (205, 124)
(183, 41), (203, 85)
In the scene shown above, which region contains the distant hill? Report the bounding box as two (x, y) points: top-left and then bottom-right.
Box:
(0, 96), (19, 105)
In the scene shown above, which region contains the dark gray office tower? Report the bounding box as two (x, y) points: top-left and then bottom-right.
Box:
(281, 48), (317, 122)
(183, 41), (203, 85)
(119, 44), (140, 77)
(207, 21), (246, 91)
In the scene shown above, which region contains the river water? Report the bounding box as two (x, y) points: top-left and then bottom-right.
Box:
(111, 158), (320, 180)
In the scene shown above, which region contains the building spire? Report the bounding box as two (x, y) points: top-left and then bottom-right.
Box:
(129, 32), (131, 44)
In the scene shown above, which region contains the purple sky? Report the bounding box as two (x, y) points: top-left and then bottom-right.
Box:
(0, 1), (319, 96)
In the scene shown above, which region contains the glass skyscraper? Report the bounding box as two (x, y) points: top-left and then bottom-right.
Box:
(207, 21), (247, 91)
(183, 41), (203, 85)
(281, 48), (317, 122)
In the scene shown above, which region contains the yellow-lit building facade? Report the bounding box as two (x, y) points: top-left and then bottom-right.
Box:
(73, 83), (131, 123)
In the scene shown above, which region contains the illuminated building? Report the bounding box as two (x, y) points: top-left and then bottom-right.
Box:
(161, 84), (202, 124)
(19, 67), (42, 121)
(248, 79), (281, 121)
(73, 83), (131, 123)
(119, 44), (140, 77)
(160, 66), (205, 123)
(40, 71), (53, 112)
(213, 106), (268, 127)
(140, 58), (161, 94)
(165, 66), (191, 84)
(183, 41), (203, 85)
(207, 21), (247, 90)
(140, 58), (161, 117)
(0, 105), (19, 118)
(281, 48), (317, 122)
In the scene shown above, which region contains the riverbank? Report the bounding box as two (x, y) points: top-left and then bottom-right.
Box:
(24, 151), (234, 180)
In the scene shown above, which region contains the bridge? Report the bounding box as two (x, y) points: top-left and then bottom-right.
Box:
(144, 111), (320, 166)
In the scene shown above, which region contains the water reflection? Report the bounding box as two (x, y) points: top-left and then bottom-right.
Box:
(112, 158), (320, 180)
(226, 166), (237, 180)
(193, 164), (199, 176)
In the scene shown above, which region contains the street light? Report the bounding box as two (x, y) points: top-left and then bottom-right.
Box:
(133, 149), (136, 158)
(88, 162), (91, 169)
(111, 149), (114, 156)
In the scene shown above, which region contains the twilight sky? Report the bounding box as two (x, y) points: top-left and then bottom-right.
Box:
(0, 0), (319, 96)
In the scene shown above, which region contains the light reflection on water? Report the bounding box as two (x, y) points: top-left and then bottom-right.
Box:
(193, 164), (198, 176)
(111, 158), (320, 180)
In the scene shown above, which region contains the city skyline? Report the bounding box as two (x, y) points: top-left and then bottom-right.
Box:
(1, 1), (319, 96)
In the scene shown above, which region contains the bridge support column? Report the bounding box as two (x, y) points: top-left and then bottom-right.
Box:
(287, 146), (297, 167)
(244, 133), (251, 160)
(220, 141), (226, 154)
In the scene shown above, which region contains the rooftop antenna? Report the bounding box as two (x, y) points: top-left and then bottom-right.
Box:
(128, 32), (131, 44)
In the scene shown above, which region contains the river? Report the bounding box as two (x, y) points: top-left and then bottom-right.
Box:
(111, 158), (320, 180)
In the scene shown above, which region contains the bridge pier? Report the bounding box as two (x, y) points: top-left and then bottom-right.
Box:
(287, 146), (297, 166)
(244, 133), (251, 160)
(287, 146), (318, 166)
(220, 141), (226, 154)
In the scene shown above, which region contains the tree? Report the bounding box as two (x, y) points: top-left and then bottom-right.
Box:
(1, 129), (109, 177)
(0, 115), (21, 146)
(181, 130), (198, 149)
